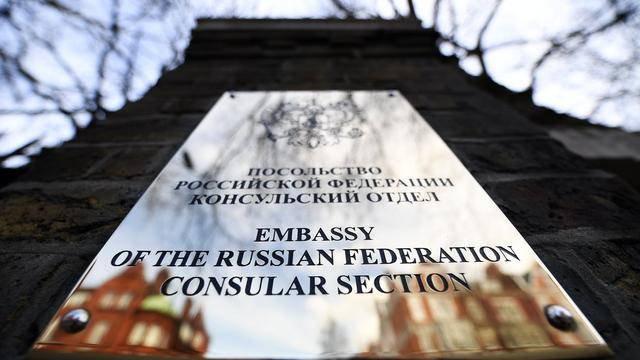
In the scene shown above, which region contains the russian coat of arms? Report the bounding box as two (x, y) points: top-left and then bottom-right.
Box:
(260, 99), (364, 148)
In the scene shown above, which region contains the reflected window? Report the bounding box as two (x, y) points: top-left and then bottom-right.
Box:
(465, 298), (486, 323)
(492, 297), (525, 323)
(406, 295), (427, 323)
(427, 296), (456, 321)
(117, 292), (134, 310)
(128, 322), (146, 345)
(192, 332), (204, 350)
(415, 325), (437, 353)
(66, 292), (89, 308)
(439, 321), (479, 350)
(143, 324), (164, 348)
(86, 321), (110, 345)
(477, 327), (500, 349)
(179, 323), (193, 343)
(99, 291), (116, 309)
(518, 324), (551, 346)
(500, 324), (551, 347)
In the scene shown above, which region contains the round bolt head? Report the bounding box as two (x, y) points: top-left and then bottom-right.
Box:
(60, 308), (90, 333)
(544, 304), (577, 331)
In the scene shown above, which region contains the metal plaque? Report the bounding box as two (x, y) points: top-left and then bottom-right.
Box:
(31, 91), (611, 359)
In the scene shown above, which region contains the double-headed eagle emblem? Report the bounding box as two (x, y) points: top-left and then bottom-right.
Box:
(260, 99), (364, 148)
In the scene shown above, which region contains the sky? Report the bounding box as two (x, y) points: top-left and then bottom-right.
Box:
(0, 0), (638, 167)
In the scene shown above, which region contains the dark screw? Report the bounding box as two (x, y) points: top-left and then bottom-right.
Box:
(60, 308), (90, 333)
(544, 304), (577, 331)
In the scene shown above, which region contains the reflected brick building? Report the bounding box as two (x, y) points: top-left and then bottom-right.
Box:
(35, 265), (209, 356)
(371, 264), (588, 356)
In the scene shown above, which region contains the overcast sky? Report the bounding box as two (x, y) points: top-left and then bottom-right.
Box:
(1, 0), (637, 167)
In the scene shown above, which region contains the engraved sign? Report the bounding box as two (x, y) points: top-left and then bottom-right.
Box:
(30, 91), (611, 359)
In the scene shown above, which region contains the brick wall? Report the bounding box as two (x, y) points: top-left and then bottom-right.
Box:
(1, 19), (639, 359)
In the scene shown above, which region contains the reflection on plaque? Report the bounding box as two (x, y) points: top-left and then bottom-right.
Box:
(30, 91), (611, 359)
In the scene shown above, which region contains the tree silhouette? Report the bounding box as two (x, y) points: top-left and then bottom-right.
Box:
(327, 0), (639, 130)
(0, 0), (192, 166)
(429, 0), (639, 129)
(1, 0), (638, 168)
